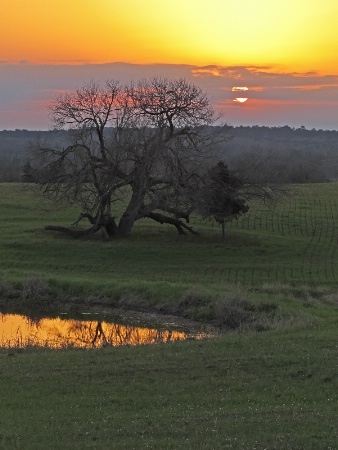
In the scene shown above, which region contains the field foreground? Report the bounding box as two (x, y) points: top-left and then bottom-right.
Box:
(1, 183), (338, 448)
(1, 327), (338, 449)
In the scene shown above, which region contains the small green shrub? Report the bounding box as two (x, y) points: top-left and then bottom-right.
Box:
(322, 293), (338, 305)
(214, 286), (279, 330)
(0, 280), (19, 299)
(21, 276), (50, 301)
(214, 296), (253, 329)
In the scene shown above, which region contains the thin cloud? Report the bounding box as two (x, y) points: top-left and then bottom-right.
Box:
(1, 62), (338, 130)
(273, 84), (338, 91)
(190, 64), (338, 105)
(192, 64), (338, 84)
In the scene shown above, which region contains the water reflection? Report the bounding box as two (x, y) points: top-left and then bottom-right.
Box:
(0, 313), (191, 349)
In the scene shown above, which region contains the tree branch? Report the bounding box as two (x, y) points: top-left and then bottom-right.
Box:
(144, 212), (198, 235)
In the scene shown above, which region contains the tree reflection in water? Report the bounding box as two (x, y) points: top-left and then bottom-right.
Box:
(0, 314), (189, 348)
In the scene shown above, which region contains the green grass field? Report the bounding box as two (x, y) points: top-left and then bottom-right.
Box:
(1, 182), (338, 448)
(1, 182), (338, 293)
(1, 327), (338, 449)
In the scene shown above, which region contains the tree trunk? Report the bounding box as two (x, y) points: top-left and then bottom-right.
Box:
(99, 215), (118, 240)
(117, 215), (135, 237)
(117, 187), (146, 237)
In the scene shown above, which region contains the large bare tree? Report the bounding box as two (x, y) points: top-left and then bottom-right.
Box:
(29, 78), (233, 239)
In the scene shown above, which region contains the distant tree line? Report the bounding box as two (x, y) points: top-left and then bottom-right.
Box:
(224, 125), (338, 184)
(2, 125), (338, 184)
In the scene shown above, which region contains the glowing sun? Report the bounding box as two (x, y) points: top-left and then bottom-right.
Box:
(233, 97), (248, 103)
(232, 86), (249, 103)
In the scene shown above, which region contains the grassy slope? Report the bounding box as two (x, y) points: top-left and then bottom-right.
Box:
(1, 182), (338, 296)
(1, 327), (338, 449)
(1, 183), (338, 448)
(1, 183), (338, 327)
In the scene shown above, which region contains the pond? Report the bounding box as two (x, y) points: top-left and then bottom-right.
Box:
(0, 311), (209, 349)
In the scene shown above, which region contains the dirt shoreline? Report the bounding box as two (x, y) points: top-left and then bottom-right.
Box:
(0, 297), (218, 335)
(78, 305), (218, 334)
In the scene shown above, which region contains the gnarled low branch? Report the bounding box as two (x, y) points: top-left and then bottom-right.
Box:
(45, 225), (97, 237)
(144, 212), (199, 235)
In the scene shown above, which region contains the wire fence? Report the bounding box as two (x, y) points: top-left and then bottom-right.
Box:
(134, 184), (338, 286)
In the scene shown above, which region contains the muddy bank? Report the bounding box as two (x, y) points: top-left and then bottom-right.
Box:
(0, 278), (281, 333)
(75, 305), (218, 334)
(0, 278), (216, 332)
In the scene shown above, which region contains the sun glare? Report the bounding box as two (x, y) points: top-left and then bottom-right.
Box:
(234, 98), (249, 103)
(232, 87), (249, 103)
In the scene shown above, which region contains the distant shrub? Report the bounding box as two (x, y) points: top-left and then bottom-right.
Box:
(214, 286), (279, 330)
(322, 293), (338, 305)
(256, 302), (278, 313)
(214, 297), (253, 329)
(179, 288), (205, 308)
(260, 283), (294, 296)
(21, 276), (50, 300)
(0, 280), (19, 299)
(214, 286), (252, 328)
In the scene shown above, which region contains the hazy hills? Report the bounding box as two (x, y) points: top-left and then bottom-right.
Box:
(1, 126), (338, 182)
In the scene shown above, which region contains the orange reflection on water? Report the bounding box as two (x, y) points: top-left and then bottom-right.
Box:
(0, 314), (188, 349)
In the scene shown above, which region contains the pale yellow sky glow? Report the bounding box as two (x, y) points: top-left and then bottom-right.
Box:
(1, 0), (338, 72)
(1, 1), (338, 129)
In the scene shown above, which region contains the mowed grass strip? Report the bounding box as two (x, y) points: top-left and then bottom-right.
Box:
(1, 327), (338, 449)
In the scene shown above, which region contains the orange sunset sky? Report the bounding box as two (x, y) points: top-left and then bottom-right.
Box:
(1, 0), (338, 129)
